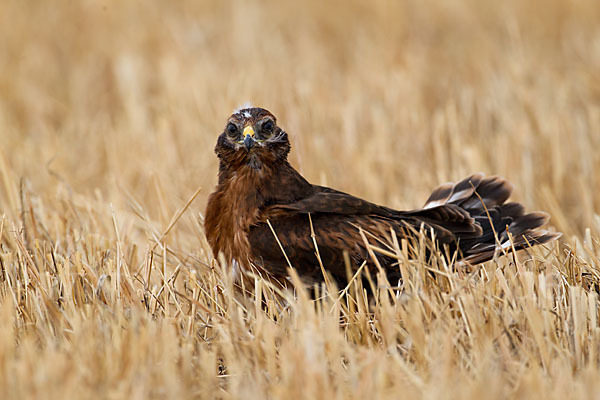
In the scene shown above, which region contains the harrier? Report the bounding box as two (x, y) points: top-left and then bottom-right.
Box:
(205, 107), (560, 287)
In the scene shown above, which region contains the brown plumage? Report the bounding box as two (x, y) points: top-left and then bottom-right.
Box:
(205, 107), (561, 287)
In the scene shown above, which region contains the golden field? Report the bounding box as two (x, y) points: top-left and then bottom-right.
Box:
(1, 0), (600, 398)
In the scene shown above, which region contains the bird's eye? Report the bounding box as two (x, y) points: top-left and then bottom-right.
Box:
(262, 120), (274, 132)
(226, 123), (238, 137)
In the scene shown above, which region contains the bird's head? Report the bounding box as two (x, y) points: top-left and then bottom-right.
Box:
(215, 107), (290, 170)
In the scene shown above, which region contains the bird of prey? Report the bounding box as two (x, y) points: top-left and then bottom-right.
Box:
(205, 107), (560, 287)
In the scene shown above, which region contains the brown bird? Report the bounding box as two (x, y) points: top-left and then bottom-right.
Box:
(205, 107), (560, 287)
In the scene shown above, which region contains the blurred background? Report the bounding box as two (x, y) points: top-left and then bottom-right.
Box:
(2, 2), (600, 397)
(1, 0), (599, 238)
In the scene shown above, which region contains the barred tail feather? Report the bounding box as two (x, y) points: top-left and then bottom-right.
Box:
(421, 174), (561, 265)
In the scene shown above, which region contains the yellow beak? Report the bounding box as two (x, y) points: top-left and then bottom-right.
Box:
(243, 126), (255, 137)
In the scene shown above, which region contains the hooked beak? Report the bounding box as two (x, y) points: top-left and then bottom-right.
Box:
(244, 134), (255, 150)
(242, 126), (255, 151)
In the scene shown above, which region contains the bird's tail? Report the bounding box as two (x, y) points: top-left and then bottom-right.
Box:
(420, 173), (561, 265)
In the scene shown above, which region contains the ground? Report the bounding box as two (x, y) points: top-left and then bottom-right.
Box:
(0, 0), (599, 398)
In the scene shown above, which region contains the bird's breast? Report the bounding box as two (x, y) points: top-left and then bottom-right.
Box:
(205, 169), (265, 265)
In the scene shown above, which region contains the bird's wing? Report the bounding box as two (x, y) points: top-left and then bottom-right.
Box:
(248, 189), (481, 284)
(263, 191), (392, 217)
(248, 210), (403, 285)
(263, 188), (482, 240)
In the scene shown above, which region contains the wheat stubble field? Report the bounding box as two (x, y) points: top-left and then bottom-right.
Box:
(1, 0), (600, 398)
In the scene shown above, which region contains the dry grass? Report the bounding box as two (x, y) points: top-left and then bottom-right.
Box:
(1, 0), (600, 398)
